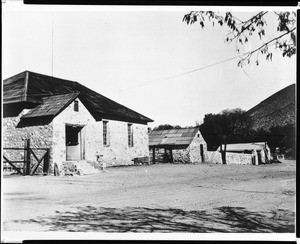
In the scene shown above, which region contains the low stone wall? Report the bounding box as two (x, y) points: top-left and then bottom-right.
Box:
(226, 152), (252, 165)
(206, 151), (222, 164)
(206, 151), (253, 165)
(173, 149), (190, 163)
(149, 148), (191, 163)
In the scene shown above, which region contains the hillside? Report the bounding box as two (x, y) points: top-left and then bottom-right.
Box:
(247, 84), (296, 131)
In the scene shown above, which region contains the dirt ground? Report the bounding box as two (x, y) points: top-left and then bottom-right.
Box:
(2, 160), (296, 233)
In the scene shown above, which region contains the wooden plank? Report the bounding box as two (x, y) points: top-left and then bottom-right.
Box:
(31, 151), (47, 175)
(3, 148), (25, 150)
(43, 149), (50, 175)
(2, 160), (24, 163)
(152, 147), (155, 164)
(3, 156), (23, 174)
(24, 139), (31, 175)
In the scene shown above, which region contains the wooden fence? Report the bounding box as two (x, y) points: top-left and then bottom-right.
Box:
(3, 139), (50, 175)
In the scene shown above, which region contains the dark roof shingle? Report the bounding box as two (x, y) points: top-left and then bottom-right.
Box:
(3, 71), (153, 124)
(22, 93), (79, 118)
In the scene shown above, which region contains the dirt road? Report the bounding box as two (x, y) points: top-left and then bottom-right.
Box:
(2, 160), (295, 232)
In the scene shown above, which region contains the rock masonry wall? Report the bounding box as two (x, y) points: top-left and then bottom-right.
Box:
(188, 131), (207, 163)
(52, 99), (150, 169)
(3, 109), (53, 170)
(206, 150), (253, 165)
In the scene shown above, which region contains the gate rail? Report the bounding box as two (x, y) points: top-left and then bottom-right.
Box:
(3, 139), (50, 175)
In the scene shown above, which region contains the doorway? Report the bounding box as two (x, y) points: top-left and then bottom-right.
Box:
(200, 144), (204, 162)
(65, 124), (85, 161)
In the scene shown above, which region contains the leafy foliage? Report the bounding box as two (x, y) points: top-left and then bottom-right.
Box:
(200, 108), (253, 150)
(200, 108), (295, 158)
(183, 11), (296, 67)
(250, 124), (295, 158)
(153, 124), (181, 131)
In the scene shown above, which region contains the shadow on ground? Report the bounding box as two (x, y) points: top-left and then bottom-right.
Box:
(10, 206), (294, 233)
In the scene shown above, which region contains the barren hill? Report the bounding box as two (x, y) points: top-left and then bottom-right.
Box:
(247, 84), (295, 131)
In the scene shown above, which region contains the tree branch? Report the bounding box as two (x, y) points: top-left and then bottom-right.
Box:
(240, 27), (296, 61)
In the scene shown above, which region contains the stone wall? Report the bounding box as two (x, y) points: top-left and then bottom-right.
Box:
(206, 150), (253, 165)
(226, 152), (252, 165)
(172, 148), (190, 163)
(206, 151), (222, 164)
(52, 99), (150, 168)
(3, 109), (53, 170)
(188, 131), (207, 163)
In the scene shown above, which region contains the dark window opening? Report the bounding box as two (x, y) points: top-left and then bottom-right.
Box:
(66, 126), (81, 146)
(128, 123), (133, 147)
(74, 100), (79, 112)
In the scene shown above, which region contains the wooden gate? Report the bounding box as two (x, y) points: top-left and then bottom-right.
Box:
(3, 139), (50, 175)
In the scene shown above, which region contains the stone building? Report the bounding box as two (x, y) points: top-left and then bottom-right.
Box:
(206, 142), (271, 165)
(149, 127), (207, 163)
(3, 71), (153, 174)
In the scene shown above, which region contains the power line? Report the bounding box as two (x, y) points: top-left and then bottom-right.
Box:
(112, 53), (244, 92)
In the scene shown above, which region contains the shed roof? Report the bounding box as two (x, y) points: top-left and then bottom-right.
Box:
(218, 142), (268, 152)
(149, 127), (199, 147)
(3, 71), (153, 124)
(22, 93), (79, 118)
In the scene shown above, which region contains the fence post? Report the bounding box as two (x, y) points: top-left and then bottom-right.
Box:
(43, 149), (50, 175)
(24, 139), (31, 175)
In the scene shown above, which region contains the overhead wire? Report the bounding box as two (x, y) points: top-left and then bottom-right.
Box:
(110, 52), (250, 93)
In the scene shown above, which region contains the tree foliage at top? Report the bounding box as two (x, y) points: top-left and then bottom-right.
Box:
(153, 124), (182, 131)
(200, 108), (253, 150)
(183, 11), (296, 67)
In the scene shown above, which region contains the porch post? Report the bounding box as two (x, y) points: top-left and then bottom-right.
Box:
(24, 139), (31, 175)
(170, 148), (173, 163)
(152, 147), (155, 164)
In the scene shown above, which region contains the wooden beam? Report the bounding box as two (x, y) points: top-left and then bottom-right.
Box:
(24, 139), (31, 175)
(170, 149), (173, 163)
(3, 156), (23, 174)
(30, 150), (47, 175)
(43, 149), (50, 175)
(152, 147), (155, 164)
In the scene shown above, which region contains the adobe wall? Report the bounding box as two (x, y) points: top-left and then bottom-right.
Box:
(52, 99), (150, 168)
(2, 109), (53, 168)
(188, 131), (207, 163)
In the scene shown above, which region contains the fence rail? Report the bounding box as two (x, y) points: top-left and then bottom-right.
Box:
(3, 139), (50, 176)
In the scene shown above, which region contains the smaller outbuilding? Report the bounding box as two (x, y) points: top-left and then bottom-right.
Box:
(217, 142), (271, 165)
(149, 127), (207, 164)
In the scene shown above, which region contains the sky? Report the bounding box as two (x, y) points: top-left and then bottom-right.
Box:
(2, 3), (296, 128)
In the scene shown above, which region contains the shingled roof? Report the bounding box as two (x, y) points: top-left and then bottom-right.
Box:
(149, 127), (199, 148)
(22, 93), (79, 119)
(3, 71), (153, 124)
(217, 142), (268, 152)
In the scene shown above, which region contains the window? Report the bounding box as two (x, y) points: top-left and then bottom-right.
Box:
(74, 100), (79, 112)
(128, 123), (133, 147)
(103, 121), (109, 146)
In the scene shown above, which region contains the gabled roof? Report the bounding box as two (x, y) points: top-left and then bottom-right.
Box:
(218, 142), (268, 152)
(3, 71), (153, 124)
(22, 93), (79, 119)
(149, 127), (199, 147)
